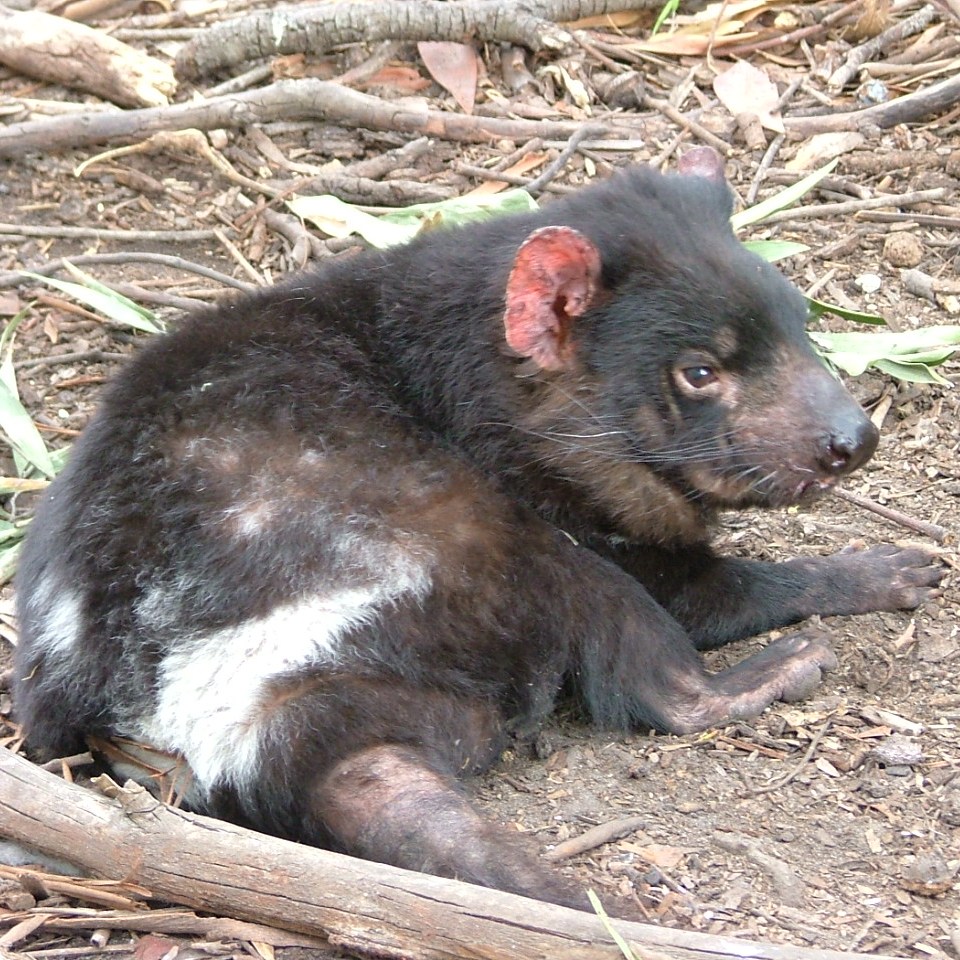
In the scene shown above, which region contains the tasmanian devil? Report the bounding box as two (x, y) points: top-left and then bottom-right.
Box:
(13, 148), (940, 908)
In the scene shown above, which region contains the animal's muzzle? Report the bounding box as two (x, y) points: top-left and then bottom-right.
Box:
(816, 414), (879, 477)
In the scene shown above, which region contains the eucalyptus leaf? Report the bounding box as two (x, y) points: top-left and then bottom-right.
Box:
(22, 269), (165, 335)
(809, 326), (960, 383)
(0, 540), (21, 585)
(288, 195), (414, 248)
(743, 239), (809, 262)
(871, 359), (951, 385)
(289, 189), (539, 250)
(807, 297), (885, 326)
(731, 159), (838, 230)
(0, 311), (56, 478)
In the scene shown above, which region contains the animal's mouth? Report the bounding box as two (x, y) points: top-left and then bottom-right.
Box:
(794, 476), (836, 500)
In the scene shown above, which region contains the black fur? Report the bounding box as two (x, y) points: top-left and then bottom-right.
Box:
(13, 161), (940, 907)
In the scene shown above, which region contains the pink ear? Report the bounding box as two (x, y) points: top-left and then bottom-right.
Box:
(677, 146), (726, 182)
(503, 226), (602, 372)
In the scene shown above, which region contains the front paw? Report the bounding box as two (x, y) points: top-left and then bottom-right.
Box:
(837, 544), (944, 612)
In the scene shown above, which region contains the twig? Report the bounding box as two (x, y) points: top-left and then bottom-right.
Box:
(39, 752), (94, 773)
(456, 163), (574, 193)
(174, 0), (660, 79)
(213, 228), (265, 286)
(741, 716), (834, 796)
(746, 133), (785, 206)
(2, 908), (329, 949)
(857, 210), (960, 229)
(15, 350), (128, 371)
(524, 124), (607, 195)
(0, 78), (641, 158)
(833, 487), (948, 543)
(0, 252), (256, 292)
(756, 188), (946, 225)
(643, 95), (731, 155)
(544, 815), (646, 862)
(0, 223), (218, 243)
(784, 73), (960, 136)
(828, 4), (938, 91)
(722, 0), (861, 58)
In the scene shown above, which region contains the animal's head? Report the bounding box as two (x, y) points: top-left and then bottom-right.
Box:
(502, 148), (878, 539)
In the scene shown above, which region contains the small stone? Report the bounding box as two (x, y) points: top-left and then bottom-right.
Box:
(900, 853), (957, 897)
(0, 878), (35, 911)
(883, 232), (923, 268)
(871, 734), (923, 767)
(855, 273), (882, 294)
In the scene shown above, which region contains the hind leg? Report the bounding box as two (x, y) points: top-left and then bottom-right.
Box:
(316, 742), (584, 907)
(213, 674), (585, 909)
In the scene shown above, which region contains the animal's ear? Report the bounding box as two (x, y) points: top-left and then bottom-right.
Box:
(678, 146), (726, 182)
(503, 226), (602, 372)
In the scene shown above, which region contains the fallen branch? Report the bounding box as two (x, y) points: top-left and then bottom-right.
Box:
(756, 188), (946, 225)
(784, 73), (960, 136)
(0, 748), (910, 960)
(0, 3), (175, 108)
(0, 906), (329, 950)
(827, 4), (938, 92)
(0, 78), (642, 158)
(175, 0), (660, 80)
(545, 815), (647, 862)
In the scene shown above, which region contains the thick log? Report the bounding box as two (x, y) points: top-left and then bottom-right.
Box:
(0, 4), (175, 108)
(0, 749), (905, 960)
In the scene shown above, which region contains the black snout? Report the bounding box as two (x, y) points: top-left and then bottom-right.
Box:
(817, 414), (879, 476)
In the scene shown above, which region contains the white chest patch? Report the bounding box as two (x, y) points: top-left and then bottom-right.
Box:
(134, 563), (430, 797)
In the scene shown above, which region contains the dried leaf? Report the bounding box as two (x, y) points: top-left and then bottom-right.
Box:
(417, 41), (478, 114)
(464, 152), (549, 196)
(625, 842), (693, 868)
(713, 60), (784, 133)
(786, 132), (865, 172)
(564, 11), (646, 29)
(133, 935), (180, 960)
(629, 0), (769, 55)
(363, 64), (431, 94)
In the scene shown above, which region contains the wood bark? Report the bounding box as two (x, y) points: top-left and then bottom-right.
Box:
(0, 4), (175, 108)
(784, 73), (960, 136)
(174, 0), (662, 80)
(0, 78), (640, 159)
(0, 749), (909, 960)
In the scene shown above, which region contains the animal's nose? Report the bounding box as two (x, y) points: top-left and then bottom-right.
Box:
(817, 417), (879, 476)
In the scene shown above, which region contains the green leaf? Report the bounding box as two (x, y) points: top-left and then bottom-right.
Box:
(731, 159), (839, 230)
(22, 268), (165, 335)
(651, 0), (681, 35)
(0, 539), (22, 585)
(807, 297), (886, 326)
(288, 189), (539, 250)
(871, 358), (951, 385)
(743, 239), (809, 262)
(0, 309), (56, 478)
(809, 325), (960, 382)
(587, 890), (638, 960)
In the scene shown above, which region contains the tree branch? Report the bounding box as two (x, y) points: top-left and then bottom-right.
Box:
(174, 0), (661, 80)
(0, 749), (910, 960)
(784, 73), (960, 136)
(0, 78), (642, 159)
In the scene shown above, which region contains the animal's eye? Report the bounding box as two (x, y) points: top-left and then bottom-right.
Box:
(681, 365), (718, 389)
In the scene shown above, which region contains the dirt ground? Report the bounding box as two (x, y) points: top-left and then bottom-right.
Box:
(0, 2), (958, 958)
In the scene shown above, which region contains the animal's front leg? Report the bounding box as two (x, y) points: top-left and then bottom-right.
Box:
(592, 539), (943, 650)
(567, 548), (839, 735)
